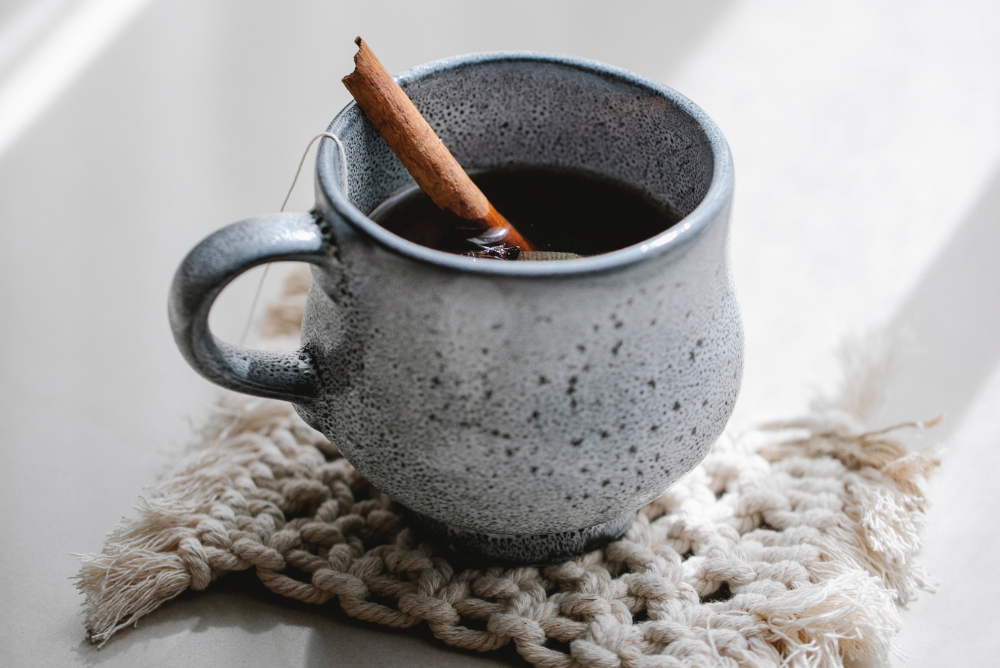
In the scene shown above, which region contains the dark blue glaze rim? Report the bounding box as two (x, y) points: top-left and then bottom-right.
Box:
(316, 51), (733, 277)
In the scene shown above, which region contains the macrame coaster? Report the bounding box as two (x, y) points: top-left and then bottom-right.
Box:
(77, 270), (940, 668)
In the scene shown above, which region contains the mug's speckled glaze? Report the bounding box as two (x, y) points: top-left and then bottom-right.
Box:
(169, 53), (741, 564)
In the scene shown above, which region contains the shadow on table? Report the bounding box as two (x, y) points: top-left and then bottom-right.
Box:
(73, 570), (528, 668)
(878, 160), (1000, 435)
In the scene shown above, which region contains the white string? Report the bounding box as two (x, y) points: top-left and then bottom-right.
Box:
(238, 133), (348, 347)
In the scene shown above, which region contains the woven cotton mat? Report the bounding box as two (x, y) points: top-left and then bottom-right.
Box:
(77, 270), (940, 668)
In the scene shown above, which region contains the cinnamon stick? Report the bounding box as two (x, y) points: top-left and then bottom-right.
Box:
(343, 37), (537, 252)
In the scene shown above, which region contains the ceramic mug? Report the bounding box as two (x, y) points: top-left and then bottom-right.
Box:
(169, 53), (741, 563)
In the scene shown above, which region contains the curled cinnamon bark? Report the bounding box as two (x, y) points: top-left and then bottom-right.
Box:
(343, 37), (537, 251)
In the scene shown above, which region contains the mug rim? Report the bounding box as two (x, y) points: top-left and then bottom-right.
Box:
(316, 51), (734, 277)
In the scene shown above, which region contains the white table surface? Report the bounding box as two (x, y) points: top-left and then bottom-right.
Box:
(2, 1), (999, 666)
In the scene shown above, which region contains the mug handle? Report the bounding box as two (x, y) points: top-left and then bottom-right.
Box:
(168, 211), (327, 403)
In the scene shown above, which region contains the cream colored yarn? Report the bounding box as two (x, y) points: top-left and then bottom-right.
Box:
(77, 273), (940, 668)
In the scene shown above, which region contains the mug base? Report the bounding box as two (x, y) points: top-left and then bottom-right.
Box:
(404, 509), (637, 565)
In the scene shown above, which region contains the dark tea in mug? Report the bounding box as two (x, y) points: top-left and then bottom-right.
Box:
(369, 165), (681, 256)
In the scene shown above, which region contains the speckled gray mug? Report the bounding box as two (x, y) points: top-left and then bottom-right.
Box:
(169, 53), (741, 564)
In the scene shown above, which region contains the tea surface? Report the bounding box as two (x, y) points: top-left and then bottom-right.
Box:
(369, 165), (680, 257)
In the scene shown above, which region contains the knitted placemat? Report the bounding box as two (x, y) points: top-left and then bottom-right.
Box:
(77, 271), (940, 667)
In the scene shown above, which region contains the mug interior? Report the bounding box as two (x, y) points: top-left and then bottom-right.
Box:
(320, 53), (729, 270)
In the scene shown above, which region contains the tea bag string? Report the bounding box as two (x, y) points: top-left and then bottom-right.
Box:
(239, 133), (348, 347)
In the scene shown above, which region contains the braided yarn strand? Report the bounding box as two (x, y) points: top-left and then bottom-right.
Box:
(76, 272), (940, 667)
